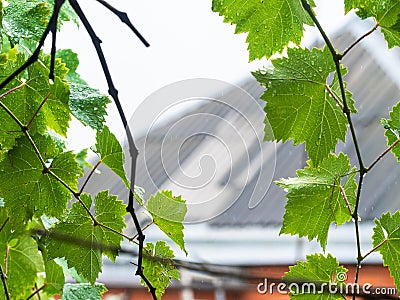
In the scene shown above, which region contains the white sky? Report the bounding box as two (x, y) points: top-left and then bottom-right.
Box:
(57, 0), (349, 150)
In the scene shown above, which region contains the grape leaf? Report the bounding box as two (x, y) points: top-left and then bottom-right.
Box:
(382, 102), (400, 161)
(28, 54), (71, 137)
(372, 211), (400, 289)
(46, 191), (126, 284)
(0, 48), (45, 151)
(93, 125), (129, 187)
(0, 210), (44, 299)
(253, 47), (349, 165)
(142, 241), (180, 299)
(212, 0), (315, 60)
(69, 83), (110, 130)
(147, 190), (187, 254)
(56, 49), (85, 84)
(346, 0), (400, 48)
(0, 48), (71, 145)
(47, 0), (79, 27)
(2, 0), (52, 43)
(0, 135), (82, 223)
(283, 253), (347, 299)
(56, 49), (110, 130)
(44, 259), (65, 295)
(277, 153), (357, 250)
(62, 283), (107, 300)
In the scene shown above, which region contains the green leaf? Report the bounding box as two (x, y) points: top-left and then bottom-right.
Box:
(372, 211), (400, 289)
(69, 83), (110, 130)
(277, 153), (357, 250)
(212, 0), (315, 60)
(0, 48), (44, 151)
(29, 54), (71, 137)
(62, 283), (107, 300)
(253, 47), (349, 165)
(382, 102), (400, 161)
(147, 190), (187, 254)
(283, 253), (347, 299)
(93, 125), (129, 187)
(347, 0), (400, 48)
(142, 241), (180, 299)
(75, 148), (93, 169)
(0, 135), (82, 223)
(56, 49), (86, 84)
(47, 191), (126, 284)
(2, 0), (52, 43)
(0, 48), (71, 143)
(0, 210), (44, 299)
(44, 259), (65, 295)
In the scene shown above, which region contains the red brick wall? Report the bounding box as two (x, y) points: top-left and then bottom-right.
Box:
(104, 264), (397, 300)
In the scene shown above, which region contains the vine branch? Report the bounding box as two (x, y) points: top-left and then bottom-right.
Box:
(301, 2), (367, 296)
(66, 1), (154, 297)
(0, 264), (9, 300)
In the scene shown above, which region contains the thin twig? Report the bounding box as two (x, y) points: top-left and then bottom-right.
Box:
(26, 93), (51, 129)
(130, 221), (154, 241)
(361, 238), (389, 261)
(338, 185), (353, 215)
(0, 264), (10, 300)
(67, 1), (154, 298)
(340, 24), (379, 59)
(26, 284), (46, 300)
(367, 138), (400, 172)
(79, 160), (101, 194)
(0, 217), (9, 233)
(94, 0), (150, 47)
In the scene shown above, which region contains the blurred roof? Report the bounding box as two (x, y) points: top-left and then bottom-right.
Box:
(82, 18), (400, 230)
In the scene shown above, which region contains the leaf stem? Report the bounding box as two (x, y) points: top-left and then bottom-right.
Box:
(79, 160), (101, 194)
(26, 93), (51, 129)
(361, 238), (388, 261)
(339, 24), (379, 59)
(0, 264), (10, 300)
(130, 221), (154, 242)
(367, 138), (400, 172)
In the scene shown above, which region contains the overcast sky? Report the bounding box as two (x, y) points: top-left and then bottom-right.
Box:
(58, 0), (349, 150)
